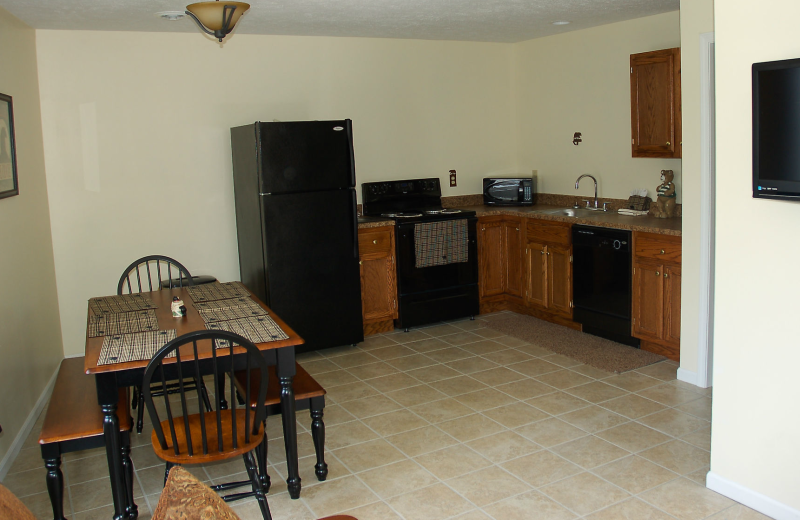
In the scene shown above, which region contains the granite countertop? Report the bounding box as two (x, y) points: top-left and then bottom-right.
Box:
(357, 216), (394, 229)
(358, 204), (681, 236)
(468, 204), (681, 236)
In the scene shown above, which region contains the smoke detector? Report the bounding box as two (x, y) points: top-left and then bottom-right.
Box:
(157, 11), (186, 21)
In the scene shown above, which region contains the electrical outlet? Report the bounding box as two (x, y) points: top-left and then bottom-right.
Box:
(449, 170), (457, 187)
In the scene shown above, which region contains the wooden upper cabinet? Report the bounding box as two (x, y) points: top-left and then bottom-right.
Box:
(630, 47), (681, 158)
(503, 219), (523, 298)
(478, 220), (504, 299)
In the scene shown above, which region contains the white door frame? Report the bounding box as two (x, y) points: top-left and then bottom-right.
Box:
(696, 32), (715, 388)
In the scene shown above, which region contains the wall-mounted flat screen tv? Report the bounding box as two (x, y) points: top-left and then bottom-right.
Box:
(753, 57), (800, 200)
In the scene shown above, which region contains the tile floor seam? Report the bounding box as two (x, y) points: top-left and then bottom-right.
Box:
(538, 468), (635, 518)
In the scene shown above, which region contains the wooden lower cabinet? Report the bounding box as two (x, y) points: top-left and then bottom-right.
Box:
(478, 216), (524, 307)
(632, 232), (681, 361)
(478, 219), (505, 299)
(524, 240), (572, 319)
(358, 226), (398, 335)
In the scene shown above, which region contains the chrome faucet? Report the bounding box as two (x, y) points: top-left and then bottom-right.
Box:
(575, 174), (600, 210)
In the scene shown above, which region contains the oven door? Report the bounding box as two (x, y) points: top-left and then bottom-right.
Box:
(395, 218), (478, 295)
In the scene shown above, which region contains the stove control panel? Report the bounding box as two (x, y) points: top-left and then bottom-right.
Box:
(364, 178), (441, 197)
(362, 178), (444, 215)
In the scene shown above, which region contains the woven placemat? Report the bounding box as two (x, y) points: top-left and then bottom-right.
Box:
(200, 304), (268, 324)
(206, 315), (289, 344)
(97, 329), (177, 366)
(186, 282), (250, 303)
(89, 294), (157, 315)
(88, 309), (159, 338)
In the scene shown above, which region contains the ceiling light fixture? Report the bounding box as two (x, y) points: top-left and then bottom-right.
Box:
(552, 20), (571, 26)
(184, 0), (250, 42)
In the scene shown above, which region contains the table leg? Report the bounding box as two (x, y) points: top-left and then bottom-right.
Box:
(276, 349), (300, 499)
(102, 403), (130, 520)
(44, 455), (67, 520)
(121, 433), (138, 519)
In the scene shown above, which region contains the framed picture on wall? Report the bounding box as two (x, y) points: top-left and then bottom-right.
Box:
(0, 93), (18, 199)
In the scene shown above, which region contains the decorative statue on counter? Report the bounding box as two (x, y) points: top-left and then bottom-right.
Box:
(653, 169), (677, 218)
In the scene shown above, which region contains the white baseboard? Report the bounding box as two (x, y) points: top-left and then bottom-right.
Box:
(677, 367), (700, 386)
(707, 471), (800, 520)
(0, 363), (60, 481)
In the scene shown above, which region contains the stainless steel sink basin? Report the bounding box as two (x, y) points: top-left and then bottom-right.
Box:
(536, 208), (595, 217)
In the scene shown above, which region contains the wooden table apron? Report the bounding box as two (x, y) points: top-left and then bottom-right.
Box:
(84, 287), (305, 520)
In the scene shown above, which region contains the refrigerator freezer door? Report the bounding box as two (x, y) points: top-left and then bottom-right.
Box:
(260, 189), (364, 352)
(257, 120), (356, 194)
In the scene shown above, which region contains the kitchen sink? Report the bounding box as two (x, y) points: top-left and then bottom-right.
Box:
(536, 208), (596, 217)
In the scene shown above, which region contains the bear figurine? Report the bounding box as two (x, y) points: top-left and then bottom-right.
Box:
(653, 170), (676, 219)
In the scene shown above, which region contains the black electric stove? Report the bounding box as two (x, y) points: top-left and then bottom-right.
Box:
(361, 178), (479, 329)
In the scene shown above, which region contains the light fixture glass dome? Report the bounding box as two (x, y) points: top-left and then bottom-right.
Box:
(185, 1), (250, 38)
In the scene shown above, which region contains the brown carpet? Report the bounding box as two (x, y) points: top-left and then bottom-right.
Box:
(484, 313), (666, 373)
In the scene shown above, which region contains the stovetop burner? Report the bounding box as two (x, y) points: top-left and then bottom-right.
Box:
(425, 208), (463, 215)
(381, 212), (423, 218)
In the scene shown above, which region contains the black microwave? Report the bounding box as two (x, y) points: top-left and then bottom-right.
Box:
(483, 177), (534, 206)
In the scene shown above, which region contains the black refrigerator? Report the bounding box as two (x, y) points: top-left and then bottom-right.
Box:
(230, 120), (364, 353)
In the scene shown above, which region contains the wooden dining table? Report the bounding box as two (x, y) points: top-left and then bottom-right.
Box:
(83, 285), (305, 520)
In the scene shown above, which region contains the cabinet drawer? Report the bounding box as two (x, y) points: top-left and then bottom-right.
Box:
(634, 232), (681, 263)
(359, 228), (394, 256)
(526, 219), (570, 246)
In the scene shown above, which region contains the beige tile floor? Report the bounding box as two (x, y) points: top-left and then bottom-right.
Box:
(1, 311), (771, 520)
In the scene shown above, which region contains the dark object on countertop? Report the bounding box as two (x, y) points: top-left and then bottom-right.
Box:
(231, 120), (364, 353)
(483, 177), (534, 206)
(626, 195), (651, 211)
(38, 357), (134, 520)
(572, 225), (639, 348)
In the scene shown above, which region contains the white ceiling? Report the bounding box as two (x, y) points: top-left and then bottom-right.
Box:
(0, 0), (678, 43)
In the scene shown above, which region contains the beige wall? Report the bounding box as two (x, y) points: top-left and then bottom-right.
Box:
(514, 12), (682, 202)
(679, 0), (714, 377)
(711, 0), (800, 511)
(35, 31), (517, 356)
(0, 7), (63, 466)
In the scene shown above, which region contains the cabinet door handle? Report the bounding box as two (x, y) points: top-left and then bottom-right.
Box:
(664, 272), (669, 278)
(546, 252), (550, 256)
(661, 249), (665, 254)
(655, 271), (660, 276)
(666, 141), (671, 146)
(516, 227), (520, 231)
(373, 240), (378, 244)
(540, 251), (544, 255)
(359, 261), (362, 265)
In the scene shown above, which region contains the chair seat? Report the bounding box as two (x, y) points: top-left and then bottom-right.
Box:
(151, 410), (263, 464)
(233, 364), (325, 408)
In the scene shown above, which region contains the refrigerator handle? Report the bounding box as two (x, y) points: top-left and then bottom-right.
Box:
(351, 189), (359, 259)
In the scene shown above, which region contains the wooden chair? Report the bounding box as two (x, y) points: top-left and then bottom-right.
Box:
(233, 363), (328, 490)
(39, 357), (135, 520)
(142, 330), (272, 520)
(117, 255), (195, 295)
(118, 255), (212, 433)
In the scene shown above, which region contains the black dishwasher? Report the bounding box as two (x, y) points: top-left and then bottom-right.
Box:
(572, 225), (639, 347)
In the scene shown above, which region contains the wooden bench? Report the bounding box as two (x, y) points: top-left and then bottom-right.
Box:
(234, 362), (328, 487)
(38, 357), (134, 520)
